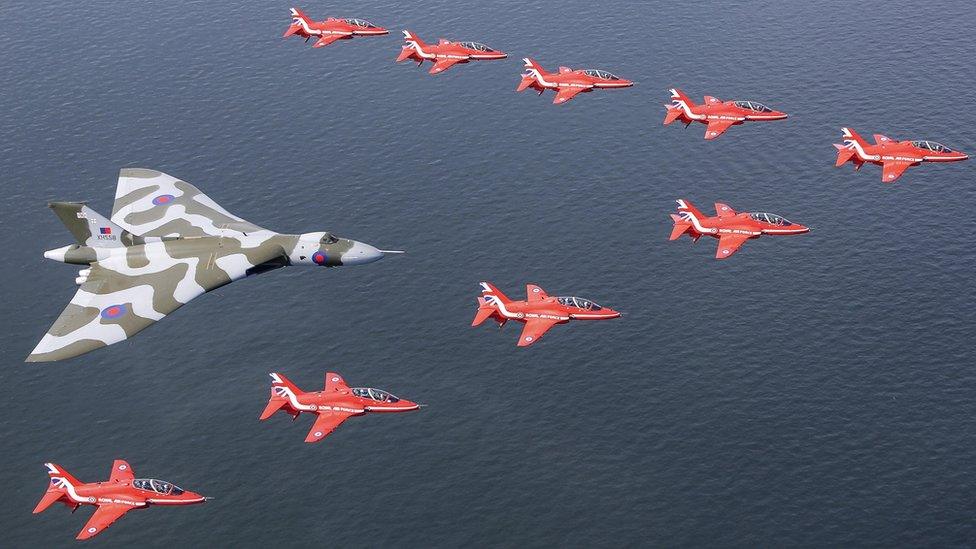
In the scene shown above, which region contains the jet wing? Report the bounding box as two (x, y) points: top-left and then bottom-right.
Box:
(429, 58), (462, 74)
(881, 160), (914, 183)
(324, 372), (350, 393)
(553, 86), (589, 104)
(526, 284), (549, 302)
(704, 119), (736, 140)
(517, 317), (560, 347)
(715, 233), (750, 259)
(714, 203), (736, 217)
(77, 504), (132, 540)
(109, 460), (134, 483)
(26, 243), (286, 362)
(313, 34), (346, 48)
(305, 411), (354, 443)
(111, 169), (270, 238)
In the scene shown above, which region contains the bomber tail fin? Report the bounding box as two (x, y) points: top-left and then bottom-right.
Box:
(48, 202), (138, 248)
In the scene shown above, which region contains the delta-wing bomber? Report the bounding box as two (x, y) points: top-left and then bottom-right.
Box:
(27, 168), (401, 362)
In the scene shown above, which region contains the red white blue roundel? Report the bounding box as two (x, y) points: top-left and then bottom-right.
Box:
(100, 304), (128, 319)
(312, 251), (328, 265)
(152, 194), (176, 206)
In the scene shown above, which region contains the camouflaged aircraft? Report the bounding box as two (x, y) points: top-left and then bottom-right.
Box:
(27, 168), (401, 362)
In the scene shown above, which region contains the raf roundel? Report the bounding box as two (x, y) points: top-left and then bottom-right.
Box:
(100, 304), (128, 320)
(312, 251), (328, 265)
(152, 194), (176, 206)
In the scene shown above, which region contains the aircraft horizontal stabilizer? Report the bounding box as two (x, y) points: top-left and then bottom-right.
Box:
(669, 214), (691, 240)
(471, 298), (495, 327)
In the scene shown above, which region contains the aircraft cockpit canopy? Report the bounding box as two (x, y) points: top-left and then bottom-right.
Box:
(133, 479), (184, 495)
(750, 212), (791, 225)
(583, 69), (620, 80)
(352, 387), (400, 403)
(734, 101), (773, 112)
(556, 296), (603, 310)
(344, 18), (377, 28)
(911, 140), (953, 153)
(459, 42), (494, 52)
(320, 232), (339, 244)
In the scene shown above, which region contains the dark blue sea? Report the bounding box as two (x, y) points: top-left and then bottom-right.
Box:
(2, 1), (975, 546)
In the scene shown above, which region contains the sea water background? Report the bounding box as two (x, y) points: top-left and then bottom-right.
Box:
(1, 0), (975, 547)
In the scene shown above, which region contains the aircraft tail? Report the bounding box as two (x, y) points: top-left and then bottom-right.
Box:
(397, 30), (426, 62)
(34, 463), (79, 514)
(517, 58), (548, 93)
(472, 297), (498, 326)
(48, 202), (138, 248)
(261, 373), (301, 420)
(840, 127), (868, 147)
(284, 8), (311, 37)
(663, 106), (683, 126)
(675, 199), (706, 221)
(669, 88), (696, 108)
(835, 127), (868, 167)
(669, 213), (693, 240)
(833, 143), (857, 167)
(473, 282), (510, 327)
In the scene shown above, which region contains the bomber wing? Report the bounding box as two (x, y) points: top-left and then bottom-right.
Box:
(26, 242), (286, 362)
(305, 411), (354, 443)
(715, 233), (750, 259)
(111, 169), (271, 239)
(76, 504), (133, 540)
(881, 160), (914, 183)
(517, 317), (560, 347)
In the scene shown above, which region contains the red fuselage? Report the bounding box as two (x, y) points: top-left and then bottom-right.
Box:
(283, 9), (388, 48)
(670, 200), (809, 259)
(664, 88), (787, 139)
(396, 31), (507, 75)
(518, 58), (633, 104)
(261, 372), (419, 442)
(34, 461), (205, 540)
(472, 283), (620, 346)
(834, 127), (968, 182)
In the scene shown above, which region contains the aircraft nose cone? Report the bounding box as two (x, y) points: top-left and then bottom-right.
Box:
(343, 241), (384, 265)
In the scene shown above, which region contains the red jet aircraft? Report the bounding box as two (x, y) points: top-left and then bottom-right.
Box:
(283, 8), (388, 48)
(664, 88), (788, 140)
(833, 127), (968, 183)
(34, 460), (207, 540)
(260, 372), (420, 443)
(517, 58), (634, 104)
(670, 199), (810, 259)
(395, 30), (507, 74)
(472, 282), (620, 347)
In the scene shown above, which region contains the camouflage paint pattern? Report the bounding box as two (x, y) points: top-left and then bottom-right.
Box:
(28, 169), (387, 362)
